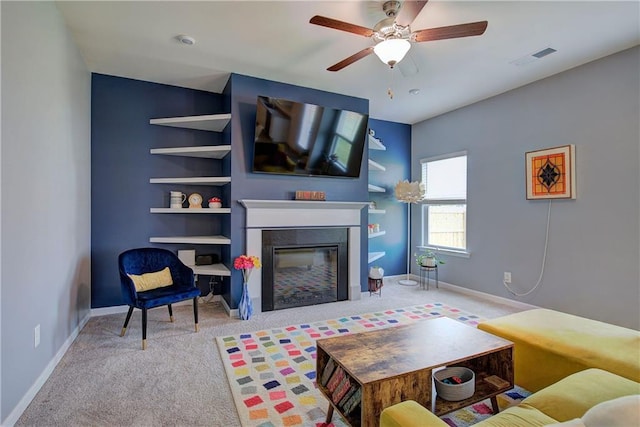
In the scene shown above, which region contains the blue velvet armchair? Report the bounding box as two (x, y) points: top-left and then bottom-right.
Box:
(118, 248), (201, 349)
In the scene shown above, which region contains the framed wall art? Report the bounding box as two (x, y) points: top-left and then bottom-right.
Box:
(525, 144), (576, 200)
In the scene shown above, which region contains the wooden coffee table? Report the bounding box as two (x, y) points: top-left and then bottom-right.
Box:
(316, 317), (514, 427)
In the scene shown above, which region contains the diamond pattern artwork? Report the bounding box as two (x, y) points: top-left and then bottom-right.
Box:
(216, 303), (484, 427)
(525, 145), (576, 200)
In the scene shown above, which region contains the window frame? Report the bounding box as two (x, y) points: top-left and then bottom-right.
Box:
(419, 151), (470, 257)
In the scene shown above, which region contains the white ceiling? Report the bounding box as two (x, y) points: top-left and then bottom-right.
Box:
(56, 1), (639, 124)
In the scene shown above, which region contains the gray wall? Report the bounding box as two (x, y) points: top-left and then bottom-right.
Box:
(411, 47), (639, 329)
(1, 1), (91, 423)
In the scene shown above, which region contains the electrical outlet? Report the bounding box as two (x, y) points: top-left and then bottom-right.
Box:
(34, 324), (40, 348)
(504, 272), (512, 284)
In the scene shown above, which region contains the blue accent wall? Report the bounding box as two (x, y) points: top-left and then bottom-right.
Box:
(226, 74), (370, 308)
(367, 119), (412, 277)
(91, 73), (227, 307)
(91, 74), (382, 308)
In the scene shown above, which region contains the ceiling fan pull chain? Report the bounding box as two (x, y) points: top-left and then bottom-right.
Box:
(387, 67), (395, 99)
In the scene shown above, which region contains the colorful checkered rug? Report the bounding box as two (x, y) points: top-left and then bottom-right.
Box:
(216, 303), (489, 427)
(441, 386), (530, 426)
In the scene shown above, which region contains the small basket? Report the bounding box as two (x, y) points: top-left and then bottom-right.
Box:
(434, 367), (475, 401)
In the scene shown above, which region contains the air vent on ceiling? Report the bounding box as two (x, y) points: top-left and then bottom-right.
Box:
(510, 47), (557, 66)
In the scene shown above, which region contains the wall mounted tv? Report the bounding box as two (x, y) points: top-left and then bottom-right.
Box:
(253, 95), (369, 178)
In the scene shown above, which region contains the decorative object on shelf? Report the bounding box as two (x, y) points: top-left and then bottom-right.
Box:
(525, 144), (576, 200)
(369, 200), (377, 209)
(233, 255), (261, 320)
(434, 366), (475, 401)
(170, 191), (186, 208)
(188, 193), (203, 208)
(415, 250), (445, 267)
(195, 253), (219, 266)
(208, 196), (222, 209)
(395, 180), (425, 286)
(368, 224), (381, 234)
(295, 190), (326, 201)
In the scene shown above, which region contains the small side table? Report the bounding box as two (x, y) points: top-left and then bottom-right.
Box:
(419, 265), (438, 290)
(368, 277), (383, 297)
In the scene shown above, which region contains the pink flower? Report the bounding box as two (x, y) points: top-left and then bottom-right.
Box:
(234, 255), (261, 282)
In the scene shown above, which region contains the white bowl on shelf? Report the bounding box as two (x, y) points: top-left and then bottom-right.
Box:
(434, 367), (475, 401)
(208, 202), (222, 209)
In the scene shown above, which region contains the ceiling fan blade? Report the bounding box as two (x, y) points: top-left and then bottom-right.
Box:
(310, 15), (374, 37)
(395, 1), (429, 27)
(413, 21), (488, 42)
(327, 47), (375, 72)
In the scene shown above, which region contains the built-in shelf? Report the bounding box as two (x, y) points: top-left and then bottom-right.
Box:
(368, 134), (386, 151)
(189, 263), (231, 277)
(368, 251), (386, 263)
(368, 231), (386, 239)
(368, 209), (386, 214)
(150, 208), (231, 214)
(149, 235), (231, 245)
(368, 184), (385, 193)
(149, 177), (231, 185)
(150, 145), (231, 159)
(368, 159), (386, 172)
(149, 114), (231, 132)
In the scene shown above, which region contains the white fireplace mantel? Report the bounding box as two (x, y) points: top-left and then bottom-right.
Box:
(239, 199), (368, 316)
(239, 199), (369, 210)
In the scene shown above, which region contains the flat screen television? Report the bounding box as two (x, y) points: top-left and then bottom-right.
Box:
(253, 95), (369, 178)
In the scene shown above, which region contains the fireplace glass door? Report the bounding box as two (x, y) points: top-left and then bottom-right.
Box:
(273, 246), (338, 310)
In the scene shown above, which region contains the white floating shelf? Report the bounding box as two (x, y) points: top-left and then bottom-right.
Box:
(368, 231), (386, 239)
(189, 263), (231, 277)
(149, 235), (231, 245)
(368, 184), (385, 193)
(368, 252), (386, 263)
(368, 159), (386, 172)
(368, 209), (386, 214)
(368, 135), (386, 151)
(149, 177), (231, 186)
(150, 208), (231, 214)
(150, 145), (231, 159)
(149, 114), (231, 132)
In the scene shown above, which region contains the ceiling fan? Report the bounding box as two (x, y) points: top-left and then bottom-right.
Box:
(310, 0), (488, 71)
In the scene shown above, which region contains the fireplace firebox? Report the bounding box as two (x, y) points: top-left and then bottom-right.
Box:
(262, 228), (348, 311)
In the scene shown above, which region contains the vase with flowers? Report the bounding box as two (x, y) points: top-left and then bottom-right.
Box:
(234, 254), (261, 320)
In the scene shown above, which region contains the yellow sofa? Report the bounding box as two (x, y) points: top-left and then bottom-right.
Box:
(477, 309), (640, 392)
(380, 368), (640, 427)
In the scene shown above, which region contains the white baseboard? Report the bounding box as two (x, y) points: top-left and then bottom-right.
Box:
(90, 298), (211, 318)
(384, 274), (538, 311)
(220, 296), (239, 318)
(2, 311), (91, 427)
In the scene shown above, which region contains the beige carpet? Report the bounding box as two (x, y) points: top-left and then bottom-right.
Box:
(16, 278), (525, 426)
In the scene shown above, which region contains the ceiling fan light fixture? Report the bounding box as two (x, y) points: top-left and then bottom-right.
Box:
(374, 38), (410, 67)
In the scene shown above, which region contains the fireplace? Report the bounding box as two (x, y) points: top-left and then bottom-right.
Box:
(238, 199), (367, 317)
(262, 228), (348, 311)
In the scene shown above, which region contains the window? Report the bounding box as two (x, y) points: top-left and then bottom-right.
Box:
(420, 152), (467, 252)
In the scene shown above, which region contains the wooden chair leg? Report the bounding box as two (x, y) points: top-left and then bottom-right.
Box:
(121, 306), (134, 337)
(193, 297), (199, 332)
(168, 304), (174, 322)
(142, 308), (148, 350)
